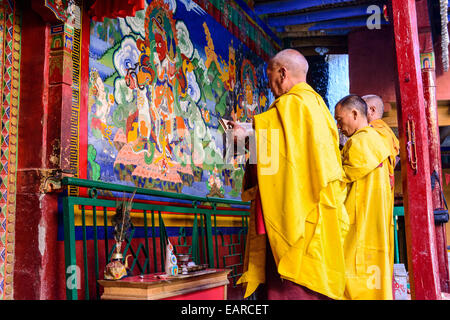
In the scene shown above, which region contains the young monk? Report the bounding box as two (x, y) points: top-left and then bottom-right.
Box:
(335, 95), (394, 300)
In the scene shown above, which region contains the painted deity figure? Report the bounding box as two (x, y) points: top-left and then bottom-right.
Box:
(90, 70), (114, 146)
(124, 1), (189, 171)
(92, 71), (112, 124)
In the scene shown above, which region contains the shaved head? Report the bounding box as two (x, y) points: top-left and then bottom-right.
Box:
(334, 95), (369, 137)
(336, 95), (368, 117)
(362, 94), (384, 123)
(269, 49), (309, 79)
(266, 49), (309, 98)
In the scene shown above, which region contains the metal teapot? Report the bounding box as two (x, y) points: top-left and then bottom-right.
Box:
(104, 252), (132, 280)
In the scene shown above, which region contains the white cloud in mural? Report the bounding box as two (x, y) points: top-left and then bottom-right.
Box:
(180, 0), (206, 15)
(188, 106), (203, 129)
(124, 8), (147, 39)
(193, 121), (207, 152)
(118, 18), (132, 36)
(191, 120), (207, 166)
(114, 78), (134, 105)
(186, 71), (201, 103)
(176, 21), (194, 59)
(113, 36), (140, 78)
(164, 0), (177, 13)
(192, 140), (205, 166)
(179, 100), (189, 113)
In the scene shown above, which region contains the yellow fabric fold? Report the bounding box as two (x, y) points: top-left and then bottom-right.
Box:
(369, 119), (399, 176)
(238, 82), (349, 300)
(237, 185), (266, 298)
(341, 126), (394, 300)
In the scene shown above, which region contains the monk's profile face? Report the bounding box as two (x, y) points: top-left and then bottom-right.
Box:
(266, 63), (285, 99)
(366, 105), (377, 123)
(335, 104), (360, 137)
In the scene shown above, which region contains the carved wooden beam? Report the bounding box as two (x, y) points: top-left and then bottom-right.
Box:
(293, 46), (348, 56)
(290, 36), (347, 48)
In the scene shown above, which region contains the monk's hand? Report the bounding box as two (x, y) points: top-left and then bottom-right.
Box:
(228, 121), (248, 143)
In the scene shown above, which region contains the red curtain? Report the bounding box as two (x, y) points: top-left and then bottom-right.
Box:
(89, 0), (146, 22)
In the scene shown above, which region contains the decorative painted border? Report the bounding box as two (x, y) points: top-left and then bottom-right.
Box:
(47, 0), (83, 197)
(69, 22), (82, 196)
(194, 0), (280, 61)
(0, 0), (21, 300)
(420, 52), (436, 70)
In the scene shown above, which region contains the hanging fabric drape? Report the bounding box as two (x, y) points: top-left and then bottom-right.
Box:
(89, 0), (146, 22)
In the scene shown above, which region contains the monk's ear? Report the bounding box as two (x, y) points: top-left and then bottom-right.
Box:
(280, 67), (287, 81)
(369, 105), (376, 115)
(352, 109), (358, 120)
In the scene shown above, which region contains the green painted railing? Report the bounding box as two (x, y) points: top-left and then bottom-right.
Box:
(61, 177), (250, 300)
(393, 206), (404, 264)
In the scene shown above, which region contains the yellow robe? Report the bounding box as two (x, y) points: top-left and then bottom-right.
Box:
(369, 119), (399, 178)
(237, 82), (349, 300)
(239, 180), (266, 298)
(369, 119), (399, 254)
(341, 126), (394, 300)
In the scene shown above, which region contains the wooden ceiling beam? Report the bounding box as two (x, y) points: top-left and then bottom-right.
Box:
(293, 46), (348, 56)
(254, 0), (354, 15)
(289, 37), (347, 48)
(279, 30), (330, 38)
(267, 5), (370, 27)
(282, 16), (379, 32)
(279, 29), (351, 38)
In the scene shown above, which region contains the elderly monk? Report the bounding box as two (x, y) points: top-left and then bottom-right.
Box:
(335, 95), (394, 300)
(235, 49), (349, 300)
(362, 94), (400, 184)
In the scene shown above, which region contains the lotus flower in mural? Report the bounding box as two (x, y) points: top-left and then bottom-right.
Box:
(207, 167), (224, 198)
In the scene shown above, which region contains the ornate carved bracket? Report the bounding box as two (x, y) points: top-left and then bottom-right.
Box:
(40, 168), (75, 193)
(45, 0), (81, 28)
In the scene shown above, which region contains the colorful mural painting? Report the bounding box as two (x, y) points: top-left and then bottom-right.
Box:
(88, 0), (272, 199)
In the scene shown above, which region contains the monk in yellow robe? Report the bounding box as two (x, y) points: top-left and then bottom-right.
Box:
(363, 94), (400, 188)
(234, 49), (349, 300)
(363, 96), (399, 271)
(335, 95), (394, 300)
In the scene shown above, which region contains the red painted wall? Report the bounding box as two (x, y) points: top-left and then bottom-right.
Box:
(348, 27), (397, 103)
(348, 26), (450, 103)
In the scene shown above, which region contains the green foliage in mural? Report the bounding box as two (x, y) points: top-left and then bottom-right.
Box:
(88, 144), (101, 181)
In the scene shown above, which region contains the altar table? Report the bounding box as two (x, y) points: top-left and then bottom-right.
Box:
(98, 269), (231, 300)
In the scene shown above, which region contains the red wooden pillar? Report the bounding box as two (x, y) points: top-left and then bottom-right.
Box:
(14, 0), (81, 299)
(14, 2), (61, 300)
(390, 0), (442, 299)
(416, 0), (450, 293)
